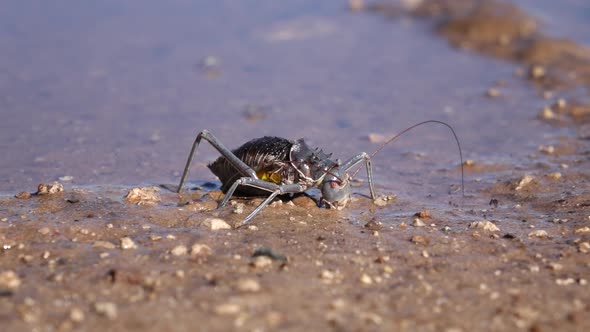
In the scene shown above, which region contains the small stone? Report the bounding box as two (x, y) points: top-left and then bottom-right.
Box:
(320, 269), (338, 283)
(469, 221), (500, 232)
(412, 218), (426, 227)
(415, 210), (431, 218)
(556, 278), (575, 286)
(547, 172), (562, 180)
(364, 219), (382, 231)
(539, 107), (555, 120)
(373, 195), (395, 207)
(538, 145), (555, 154)
(486, 88), (500, 98)
(171, 245), (188, 256)
(190, 244), (212, 257)
(574, 227), (590, 234)
(349, 0), (365, 11)
(150, 235), (162, 241)
(0, 270), (21, 289)
(528, 230), (548, 238)
(422, 250), (430, 258)
(360, 273), (373, 285)
(515, 175), (534, 190)
(38, 227), (51, 235)
(92, 241), (116, 249)
(15, 192), (31, 199)
(367, 133), (387, 143)
(232, 203), (245, 215)
(120, 237), (137, 250)
(36, 182), (64, 195)
(548, 262), (563, 271)
(251, 256), (273, 269)
(124, 187), (160, 205)
(410, 235), (428, 245)
(214, 303), (240, 315)
(203, 218), (231, 230)
(94, 302), (117, 320)
(578, 242), (590, 254)
(530, 65), (546, 79)
(69, 308), (85, 323)
(235, 278), (261, 292)
(58, 175), (74, 182)
(463, 159), (475, 166)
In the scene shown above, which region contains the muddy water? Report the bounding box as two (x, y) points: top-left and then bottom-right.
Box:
(1, 0), (590, 331)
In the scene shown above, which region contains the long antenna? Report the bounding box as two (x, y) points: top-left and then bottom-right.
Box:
(353, 120), (465, 196)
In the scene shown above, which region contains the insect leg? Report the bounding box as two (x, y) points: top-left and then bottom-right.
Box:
(340, 153), (376, 200)
(220, 177), (306, 224)
(177, 130), (258, 193)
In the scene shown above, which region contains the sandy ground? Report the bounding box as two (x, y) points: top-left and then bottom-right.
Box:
(1, 0), (590, 331)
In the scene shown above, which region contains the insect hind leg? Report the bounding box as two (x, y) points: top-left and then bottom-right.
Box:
(220, 178), (306, 225)
(177, 130), (257, 193)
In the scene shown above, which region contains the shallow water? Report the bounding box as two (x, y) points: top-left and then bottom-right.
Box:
(0, 0), (581, 199)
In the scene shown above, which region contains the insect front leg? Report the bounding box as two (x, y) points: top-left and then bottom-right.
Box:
(340, 152), (376, 200)
(177, 130), (257, 193)
(220, 178), (306, 225)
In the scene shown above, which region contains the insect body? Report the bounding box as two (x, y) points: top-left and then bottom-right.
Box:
(177, 121), (464, 225)
(177, 130), (374, 224)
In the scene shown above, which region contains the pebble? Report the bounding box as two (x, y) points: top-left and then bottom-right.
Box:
(547, 172), (562, 180)
(529, 65), (546, 79)
(190, 244), (212, 257)
(36, 182), (64, 195)
(251, 256), (273, 269)
(578, 242), (590, 254)
(69, 308), (85, 323)
(0, 270), (21, 289)
(203, 218), (231, 230)
(124, 187), (160, 205)
(539, 107), (556, 120)
(120, 237), (137, 250)
(360, 273), (373, 285)
(528, 230), (548, 238)
(232, 203), (245, 215)
(94, 302), (117, 320)
(538, 145), (555, 154)
(367, 133), (387, 143)
(412, 218), (426, 227)
(410, 235), (428, 245)
(349, 0), (365, 11)
(373, 195), (396, 207)
(515, 175), (533, 190)
(171, 245), (188, 256)
(415, 210), (431, 218)
(214, 303), (240, 315)
(235, 278), (261, 292)
(469, 221), (500, 232)
(574, 227), (590, 234)
(15, 192), (31, 199)
(38, 227), (51, 235)
(92, 241), (116, 249)
(486, 88), (500, 97)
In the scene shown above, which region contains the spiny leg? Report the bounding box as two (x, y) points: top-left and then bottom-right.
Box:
(177, 129), (257, 193)
(220, 177), (306, 224)
(341, 152), (376, 200)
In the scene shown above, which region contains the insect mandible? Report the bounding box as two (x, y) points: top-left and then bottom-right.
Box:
(176, 120), (464, 225)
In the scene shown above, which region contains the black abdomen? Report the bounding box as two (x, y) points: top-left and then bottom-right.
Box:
(208, 137), (294, 195)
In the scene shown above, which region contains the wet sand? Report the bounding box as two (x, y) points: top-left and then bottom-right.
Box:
(1, 0), (590, 331)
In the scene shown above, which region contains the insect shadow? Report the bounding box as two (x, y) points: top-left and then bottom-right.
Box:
(177, 121), (464, 226)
